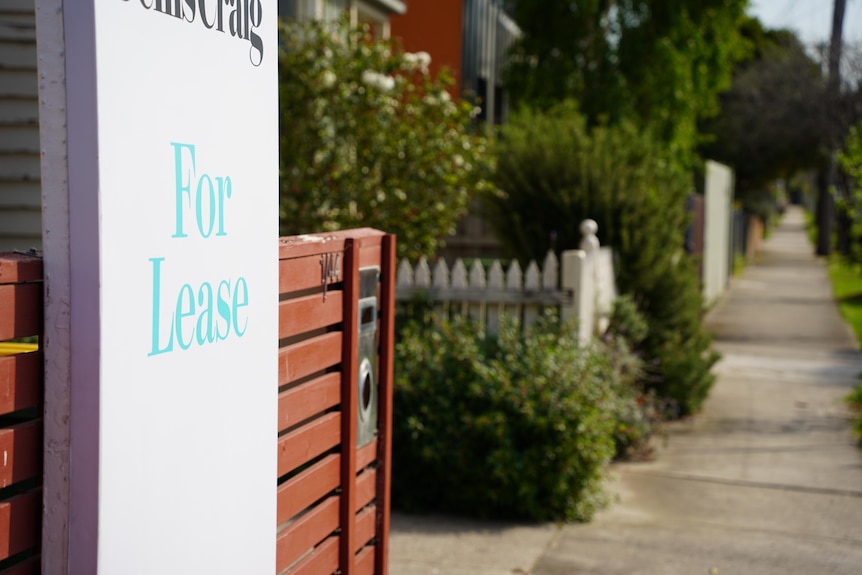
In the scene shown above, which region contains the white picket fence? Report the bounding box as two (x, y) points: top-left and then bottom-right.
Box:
(395, 220), (617, 344)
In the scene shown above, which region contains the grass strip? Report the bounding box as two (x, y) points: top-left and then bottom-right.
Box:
(827, 257), (862, 444)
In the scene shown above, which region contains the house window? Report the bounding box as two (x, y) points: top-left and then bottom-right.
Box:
(278, 0), (297, 19)
(323, 0), (349, 21)
(280, 0), (347, 21)
(278, 0), (400, 39)
(357, 2), (389, 38)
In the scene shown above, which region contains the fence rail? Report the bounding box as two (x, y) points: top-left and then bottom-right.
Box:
(0, 252), (43, 575)
(395, 221), (617, 344)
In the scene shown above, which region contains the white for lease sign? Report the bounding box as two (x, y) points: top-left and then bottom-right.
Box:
(68, 2), (277, 573)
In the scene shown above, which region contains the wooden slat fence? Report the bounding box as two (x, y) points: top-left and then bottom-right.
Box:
(0, 252), (42, 575)
(0, 233), (399, 575)
(277, 229), (395, 575)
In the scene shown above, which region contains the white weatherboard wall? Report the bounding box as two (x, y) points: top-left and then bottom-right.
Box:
(0, 2), (42, 251)
(703, 160), (733, 306)
(39, 2), (278, 574)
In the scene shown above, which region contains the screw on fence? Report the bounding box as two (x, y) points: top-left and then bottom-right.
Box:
(320, 253), (341, 301)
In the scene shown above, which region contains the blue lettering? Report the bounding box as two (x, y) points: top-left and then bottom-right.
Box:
(215, 176), (232, 236)
(216, 279), (232, 341)
(148, 257), (250, 355)
(171, 142), (195, 238)
(148, 257), (175, 356)
(196, 283), (215, 344)
(175, 284), (195, 350)
(232, 277), (248, 337)
(171, 143), (231, 239)
(195, 175), (216, 238)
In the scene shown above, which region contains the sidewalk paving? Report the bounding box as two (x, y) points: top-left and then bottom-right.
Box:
(389, 206), (862, 575)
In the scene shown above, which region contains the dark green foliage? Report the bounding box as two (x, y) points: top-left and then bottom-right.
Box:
(392, 311), (649, 522)
(699, 21), (827, 201)
(837, 122), (862, 265)
(485, 102), (719, 416)
(602, 296), (662, 458)
(277, 18), (495, 259)
(605, 294), (649, 346)
(846, 382), (862, 446)
(635, 258), (719, 417)
(504, 0), (748, 158)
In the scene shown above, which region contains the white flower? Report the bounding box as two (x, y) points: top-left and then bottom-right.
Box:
(453, 154), (464, 167)
(439, 90), (451, 103)
(321, 70), (337, 88)
(361, 70), (376, 86)
(403, 51), (432, 71)
(361, 70), (395, 92)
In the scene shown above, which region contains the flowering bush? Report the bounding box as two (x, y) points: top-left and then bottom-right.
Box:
(392, 308), (655, 522)
(278, 17), (496, 259)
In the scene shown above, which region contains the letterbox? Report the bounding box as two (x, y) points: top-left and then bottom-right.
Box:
(357, 266), (379, 447)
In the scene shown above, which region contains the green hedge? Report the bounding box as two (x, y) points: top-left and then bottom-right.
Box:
(391, 302), (655, 522)
(484, 102), (719, 416)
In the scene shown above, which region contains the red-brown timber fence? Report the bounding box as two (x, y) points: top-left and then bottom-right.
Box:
(277, 229), (396, 575)
(0, 227), (397, 575)
(0, 253), (43, 575)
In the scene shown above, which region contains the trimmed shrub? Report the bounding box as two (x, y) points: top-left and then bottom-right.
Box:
(846, 383), (862, 446)
(603, 296), (662, 459)
(392, 310), (649, 522)
(484, 101), (719, 416)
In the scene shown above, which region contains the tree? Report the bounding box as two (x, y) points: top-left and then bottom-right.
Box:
(699, 22), (827, 206)
(278, 18), (496, 259)
(504, 0), (748, 160)
(495, 2), (743, 415)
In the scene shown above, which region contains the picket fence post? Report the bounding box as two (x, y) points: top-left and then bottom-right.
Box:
(560, 219), (601, 346)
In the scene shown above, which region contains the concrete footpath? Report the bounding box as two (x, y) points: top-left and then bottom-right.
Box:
(389, 206), (862, 575)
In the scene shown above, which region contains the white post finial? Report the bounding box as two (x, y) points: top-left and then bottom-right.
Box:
(580, 219), (599, 253)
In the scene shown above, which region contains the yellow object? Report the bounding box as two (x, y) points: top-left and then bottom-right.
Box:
(0, 342), (39, 356)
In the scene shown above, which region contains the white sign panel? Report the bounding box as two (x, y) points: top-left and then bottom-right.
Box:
(71, 2), (277, 573)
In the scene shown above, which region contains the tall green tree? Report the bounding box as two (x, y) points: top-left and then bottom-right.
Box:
(699, 21), (827, 203)
(505, 0), (749, 158)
